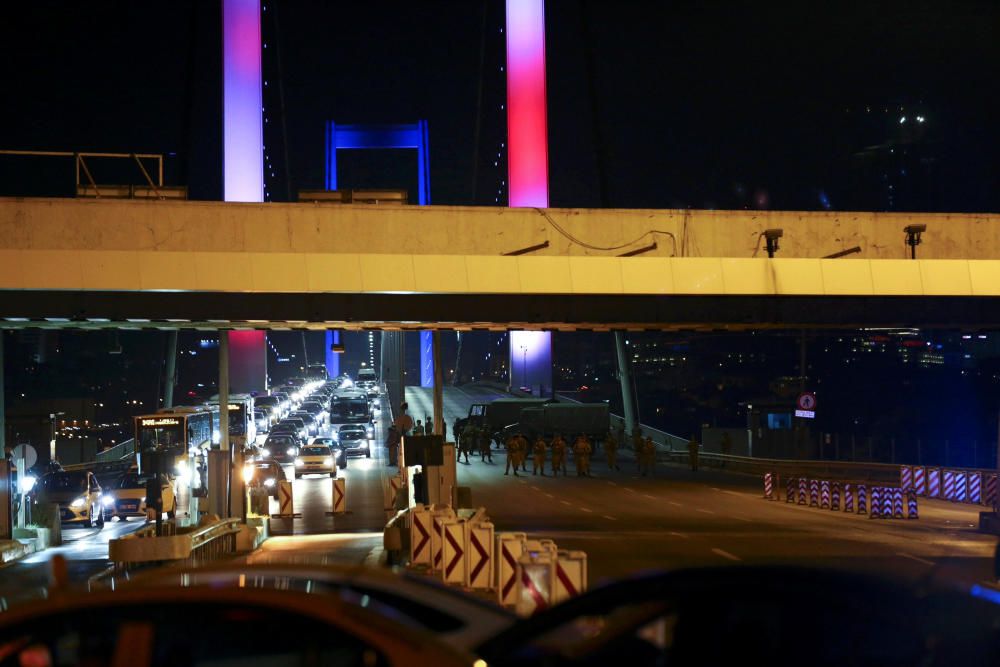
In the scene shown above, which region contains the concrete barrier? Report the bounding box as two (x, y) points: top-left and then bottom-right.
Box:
(108, 517), (241, 572)
(515, 548), (555, 617)
(553, 550), (588, 605)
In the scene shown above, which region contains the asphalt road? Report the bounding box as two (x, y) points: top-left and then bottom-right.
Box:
(404, 386), (998, 589)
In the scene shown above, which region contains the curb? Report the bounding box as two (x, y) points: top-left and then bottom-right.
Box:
(0, 540), (36, 568)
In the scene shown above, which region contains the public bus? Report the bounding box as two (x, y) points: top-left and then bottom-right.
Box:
(133, 407), (219, 485)
(205, 394), (257, 452)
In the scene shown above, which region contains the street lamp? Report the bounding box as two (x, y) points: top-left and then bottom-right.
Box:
(49, 411), (65, 462)
(519, 344), (528, 389)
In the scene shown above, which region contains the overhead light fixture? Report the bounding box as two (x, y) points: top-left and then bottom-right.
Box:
(904, 224), (926, 259)
(331, 343), (345, 354)
(763, 229), (783, 258)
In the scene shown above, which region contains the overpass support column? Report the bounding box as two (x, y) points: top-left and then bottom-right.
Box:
(163, 330), (178, 409)
(432, 331), (443, 436)
(420, 331), (434, 389)
(614, 332), (637, 439)
(325, 330), (340, 379)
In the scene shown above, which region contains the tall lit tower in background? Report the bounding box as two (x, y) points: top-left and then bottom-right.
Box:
(223, 0), (267, 392)
(506, 0), (552, 395)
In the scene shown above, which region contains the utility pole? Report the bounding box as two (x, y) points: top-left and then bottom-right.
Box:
(163, 330), (178, 409)
(614, 332), (637, 437)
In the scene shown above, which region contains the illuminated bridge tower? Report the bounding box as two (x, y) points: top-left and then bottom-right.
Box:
(506, 0), (553, 396)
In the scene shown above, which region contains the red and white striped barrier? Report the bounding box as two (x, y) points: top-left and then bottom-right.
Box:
(968, 472), (982, 505)
(942, 470), (957, 501)
(552, 550), (588, 605)
(844, 484), (855, 513)
(466, 521), (494, 590)
(809, 479), (819, 507)
(763, 472), (775, 500)
(912, 467), (926, 496)
(820, 480), (831, 509)
(831, 482), (841, 511)
(786, 476), (796, 504)
(985, 474), (999, 508)
(271, 480), (301, 518)
(857, 484), (868, 514)
(429, 508), (455, 573)
(954, 471), (968, 503)
(798, 478), (807, 505)
(881, 487), (893, 518)
(900, 466), (913, 491)
(927, 468), (941, 498)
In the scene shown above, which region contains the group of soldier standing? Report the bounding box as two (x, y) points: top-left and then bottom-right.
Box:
(455, 422), (663, 478)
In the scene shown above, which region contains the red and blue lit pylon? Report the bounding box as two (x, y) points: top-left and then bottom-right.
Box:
(506, 0), (552, 395)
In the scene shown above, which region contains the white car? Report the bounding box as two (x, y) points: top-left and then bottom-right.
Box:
(105, 472), (176, 520)
(33, 470), (105, 528)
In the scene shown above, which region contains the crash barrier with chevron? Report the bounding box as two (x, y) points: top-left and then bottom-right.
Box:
(404, 503), (587, 615)
(900, 465), (1000, 509)
(108, 516), (243, 573)
(764, 473), (918, 520)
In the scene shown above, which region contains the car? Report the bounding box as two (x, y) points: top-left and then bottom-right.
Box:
(253, 408), (270, 433)
(289, 411), (319, 436)
(244, 459), (287, 498)
(261, 434), (300, 462)
(282, 416), (311, 441)
(120, 562), (517, 651)
(294, 443), (338, 478)
(0, 585), (471, 667)
(104, 472), (176, 521)
(310, 436), (347, 469)
(32, 470), (104, 528)
(335, 424), (371, 458)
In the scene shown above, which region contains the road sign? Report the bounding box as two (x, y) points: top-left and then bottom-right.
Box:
(332, 477), (346, 514)
(796, 392), (817, 411)
(441, 519), (467, 584)
(466, 521), (494, 589)
(12, 444), (37, 470)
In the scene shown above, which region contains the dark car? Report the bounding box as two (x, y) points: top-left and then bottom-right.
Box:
(245, 459), (287, 498)
(281, 417), (310, 441)
(335, 425), (371, 458)
(289, 411), (319, 436)
(261, 434), (299, 463)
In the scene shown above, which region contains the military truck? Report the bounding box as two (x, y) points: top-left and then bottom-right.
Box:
(502, 403), (610, 441)
(455, 398), (551, 444)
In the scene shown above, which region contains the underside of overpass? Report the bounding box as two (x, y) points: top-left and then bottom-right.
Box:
(2, 198), (1000, 331)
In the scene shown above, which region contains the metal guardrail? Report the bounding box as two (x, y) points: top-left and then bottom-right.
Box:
(95, 439), (135, 463)
(659, 450), (904, 483)
(553, 393), (688, 451)
(109, 517), (242, 573)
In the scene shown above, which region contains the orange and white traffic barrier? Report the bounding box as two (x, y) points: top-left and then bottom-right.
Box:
(515, 548), (555, 617)
(382, 473), (405, 511)
(830, 482), (841, 511)
(271, 480), (301, 518)
(870, 487), (882, 519)
(900, 465), (913, 491)
(892, 488), (904, 519)
(907, 490), (919, 519)
(440, 518), (468, 585)
(552, 550), (588, 605)
(820, 480), (831, 509)
(429, 506), (455, 574)
(409, 504), (432, 566)
(844, 484), (855, 513)
(327, 477), (346, 515)
(881, 486), (893, 518)
(913, 467), (926, 496)
(496, 532), (527, 606)
(926, 468), (941, 498)
(857, 484), (868, 514)
(785, 476), (796, 504)
(465, 520), (494, 590)
(763, 472), (775, 500)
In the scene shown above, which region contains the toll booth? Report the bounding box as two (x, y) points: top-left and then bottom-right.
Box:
(403, 435), (456, 507)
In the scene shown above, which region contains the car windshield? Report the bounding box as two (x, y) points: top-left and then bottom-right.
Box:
(301, 446), (330, 456)
(340, 427), (364, 436)
(38, 471), (87, 492)
(117, 473), (145, 489)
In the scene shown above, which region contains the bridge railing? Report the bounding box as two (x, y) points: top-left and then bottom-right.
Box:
(96, 439), (135, 463)
(553, 393), (688, 451)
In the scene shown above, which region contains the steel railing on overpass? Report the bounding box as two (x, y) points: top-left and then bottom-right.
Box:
(95, 439), (135, 463)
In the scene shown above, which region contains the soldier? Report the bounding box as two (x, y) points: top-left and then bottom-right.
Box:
(479, 427), (494, 463)
(573, 434), (592, 477)
(641, 436), (656, 476)
(504, 433), (520, 476)
(532, 435), (547, 476)
(687, 435), (700, 471)
(517, 432), (530, 472)
(457, 428), (471, 464)
(604, 430), (620, 471)
(551, 434), (567, 476)
(413, 420), (425, 436)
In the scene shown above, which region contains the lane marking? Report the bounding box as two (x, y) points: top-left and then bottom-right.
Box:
(580, 507), (593, 513)
(607, 481), (618, 486)
(624, 487), (638, 493)
(711, 548), (742, 562)
(669, 531), (689, 539)
(668, 501), (683, 507)
(642, 494), (657, 500)
(722, 490), (744, 497)
(696, 508), (715, 515)
(733, 516), (753, 523)
(560, 500), (572, 506)
(712, 487), (722, 491)
(897, 552), (935, 567)
(531, 486), (540, 491)
(544, 493), (555, 499)
(602, 515), (617, 521)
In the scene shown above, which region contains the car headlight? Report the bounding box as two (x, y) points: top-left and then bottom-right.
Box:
(101, 495), (114, 507)
(18, 475), (36, 494)
(361, 441), (369, 449)
(261, 447), (270, 457)
(263, 478), (275, 488)
(323, 457), (333, 466)
(294, 458), (304, 467)
(287, 447), (296, 456)
(70, 496), (87, 509)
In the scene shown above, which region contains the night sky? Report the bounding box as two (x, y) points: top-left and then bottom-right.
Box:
(1, 1), (997, 211)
